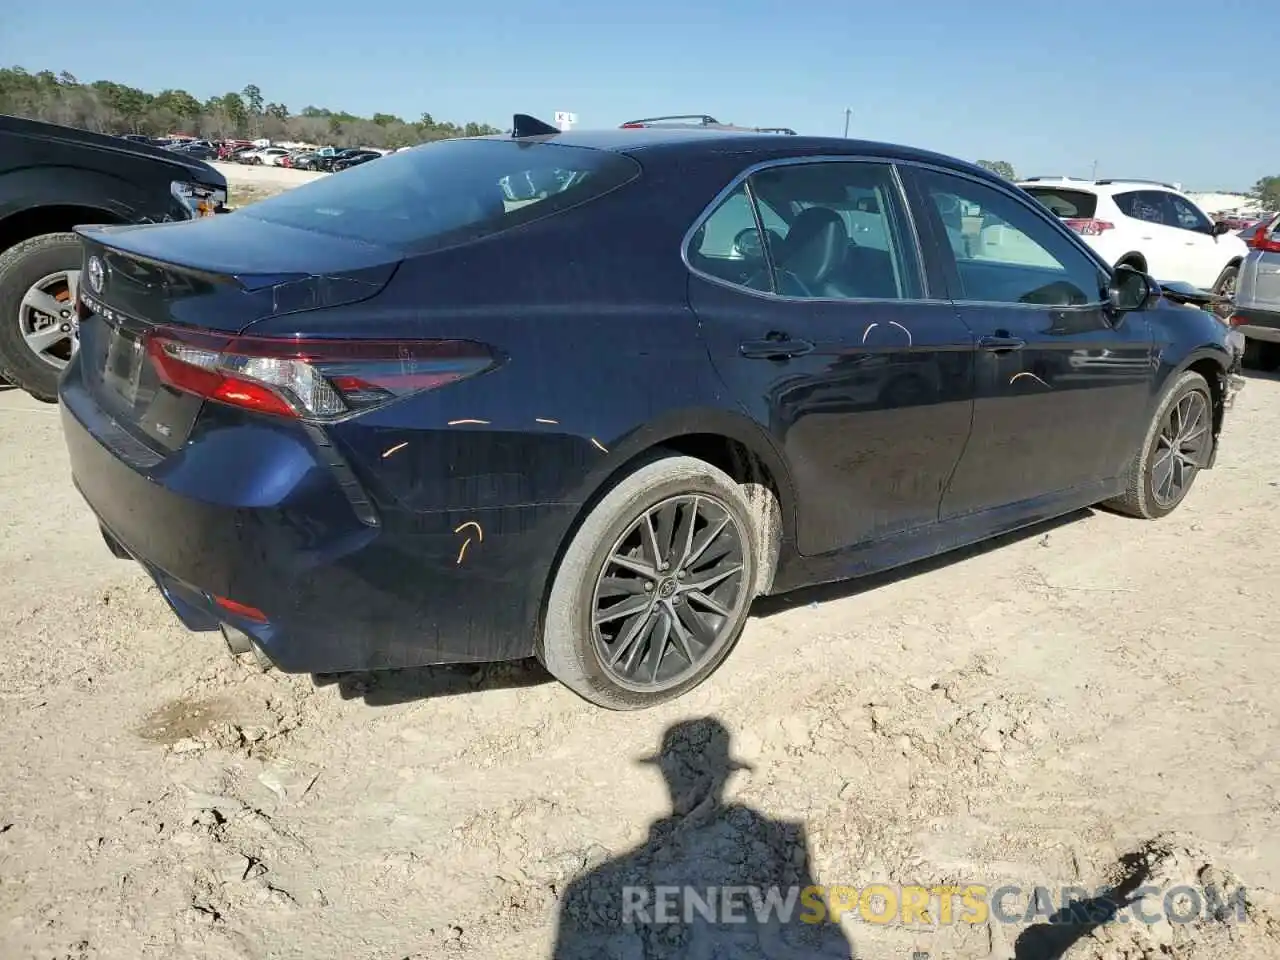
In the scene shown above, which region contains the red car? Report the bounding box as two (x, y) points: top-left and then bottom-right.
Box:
(1214, 211), (1269, 232)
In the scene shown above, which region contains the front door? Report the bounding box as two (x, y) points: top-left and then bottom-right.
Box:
(1112, 190), (1192, 283)
(903, 166), (1155, 520)
(686, 159), (975, 557)
(1165, 192), (1225, 289)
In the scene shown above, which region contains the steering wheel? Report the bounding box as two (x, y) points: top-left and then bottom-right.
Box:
(732, 227), (765, 261)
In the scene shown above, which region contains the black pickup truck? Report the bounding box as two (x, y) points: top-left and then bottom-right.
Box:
(0, 115), (227, 401)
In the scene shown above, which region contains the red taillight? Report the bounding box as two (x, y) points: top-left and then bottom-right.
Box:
(1250, 228), (1280, 253)
(1064, 218), (1115, 236)
(619, 123), (645, 129)
(145, 327), (494, 420)
(214, 595), (267, 623)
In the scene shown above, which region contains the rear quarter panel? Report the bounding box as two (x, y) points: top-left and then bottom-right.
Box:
(1237, 250), (1280, 312)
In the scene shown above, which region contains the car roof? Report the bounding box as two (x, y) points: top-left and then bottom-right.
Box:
(483, 126), (1002, 178)
(1019, 177), (1182, 193)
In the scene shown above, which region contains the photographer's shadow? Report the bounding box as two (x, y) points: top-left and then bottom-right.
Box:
(552, 717), (855, 959)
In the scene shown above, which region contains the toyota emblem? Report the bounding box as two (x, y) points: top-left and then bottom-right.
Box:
(87, 256), (105, 294)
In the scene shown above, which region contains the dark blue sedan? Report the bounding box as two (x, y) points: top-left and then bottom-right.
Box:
(60, 114), (1241, 709)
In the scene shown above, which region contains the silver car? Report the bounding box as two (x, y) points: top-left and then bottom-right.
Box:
(1233, 213), (1280, 370)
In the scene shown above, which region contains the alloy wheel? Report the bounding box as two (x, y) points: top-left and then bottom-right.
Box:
(1151, 390), (1209, 507)
(18, 270), (80, 370)
(591, 494), (748, 692)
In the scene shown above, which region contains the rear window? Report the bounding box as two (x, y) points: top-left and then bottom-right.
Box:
(240, 138), (641, 250)
(1023, 187), (1098, 219)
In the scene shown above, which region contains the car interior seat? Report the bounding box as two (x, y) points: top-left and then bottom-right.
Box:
(775, 206), (854, 298)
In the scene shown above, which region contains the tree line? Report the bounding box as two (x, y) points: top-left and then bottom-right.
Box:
(0, 66), (502, 150)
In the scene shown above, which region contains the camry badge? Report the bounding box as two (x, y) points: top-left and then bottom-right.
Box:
(87, 256), (105, 294)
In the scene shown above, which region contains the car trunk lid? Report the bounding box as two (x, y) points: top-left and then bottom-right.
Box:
(73, 216), (402, 453)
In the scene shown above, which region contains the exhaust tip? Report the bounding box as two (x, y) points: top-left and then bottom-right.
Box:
(220, 623), (253, 655)
(219, 624), (275, 672)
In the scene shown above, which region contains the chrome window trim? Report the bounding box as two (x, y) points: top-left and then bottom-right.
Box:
(679, 154), (947, 307)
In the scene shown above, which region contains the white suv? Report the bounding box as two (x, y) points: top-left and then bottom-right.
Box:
(1017, 177), (1248, 293)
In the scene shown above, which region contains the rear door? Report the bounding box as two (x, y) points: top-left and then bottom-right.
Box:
(687, 158), (976, 557)
(902, 166), (1155, 519)
(1111, 190), (1186, 281)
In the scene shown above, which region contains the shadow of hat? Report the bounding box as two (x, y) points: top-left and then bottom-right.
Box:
(636, 717), (755, 773)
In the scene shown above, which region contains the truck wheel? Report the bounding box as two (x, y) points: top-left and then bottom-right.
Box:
(0, 233), (83, 403)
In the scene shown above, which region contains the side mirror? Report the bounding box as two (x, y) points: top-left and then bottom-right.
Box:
(1213, 221), (1232, 237)
(1107, 264), (1154, 313)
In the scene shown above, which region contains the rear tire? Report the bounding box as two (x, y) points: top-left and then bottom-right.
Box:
(0, 232), (83, 403)
(1103, 371), (1213, 519)
(538, 453), (763, 710)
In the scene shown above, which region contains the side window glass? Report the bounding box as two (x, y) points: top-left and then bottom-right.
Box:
(1168, 194), (1211, 232)
(1134, 191), (1173, 225)
(687, 185), (771, 292)
(746, 161), (921, 300)
(1113, 191), (1142, 219)
(916, 170), (1103, 307)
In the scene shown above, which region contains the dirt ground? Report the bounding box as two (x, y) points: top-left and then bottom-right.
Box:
(2, 165), (1279, 957)
(211, 161), (323, 208)
(3, 367), (1280, 959)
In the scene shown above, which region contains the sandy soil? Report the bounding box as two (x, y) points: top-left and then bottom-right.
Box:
(2, 371), (1280, 960)
(212, 162), (324, 208)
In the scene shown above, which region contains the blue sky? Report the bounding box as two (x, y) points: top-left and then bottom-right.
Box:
(2, 0), (1271, 190)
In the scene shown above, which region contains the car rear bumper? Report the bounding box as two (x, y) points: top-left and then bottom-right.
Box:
(1230, 306), (1280, 344)
(59, 379), (575, 673)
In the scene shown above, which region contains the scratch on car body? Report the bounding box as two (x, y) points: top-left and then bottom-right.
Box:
(455, 521), (484, 564)
(1010, 372), (1051, 388)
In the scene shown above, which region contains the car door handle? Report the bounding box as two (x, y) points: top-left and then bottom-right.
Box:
(978, 335), (1026, 353)
(740, 335), (815, 360)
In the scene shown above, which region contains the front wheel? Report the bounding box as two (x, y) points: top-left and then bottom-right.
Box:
(0, 232), (83, 403)
(539, 454), (762, 710)
(1103, 371), (1213, 519)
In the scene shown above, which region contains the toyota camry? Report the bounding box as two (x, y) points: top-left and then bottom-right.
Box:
(60, 114), (1242, 710)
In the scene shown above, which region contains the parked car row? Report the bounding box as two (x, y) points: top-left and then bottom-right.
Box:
(1212, 209), (1275, 232)
(115, 133), (393, 175)
(225, 144), (387, 172)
